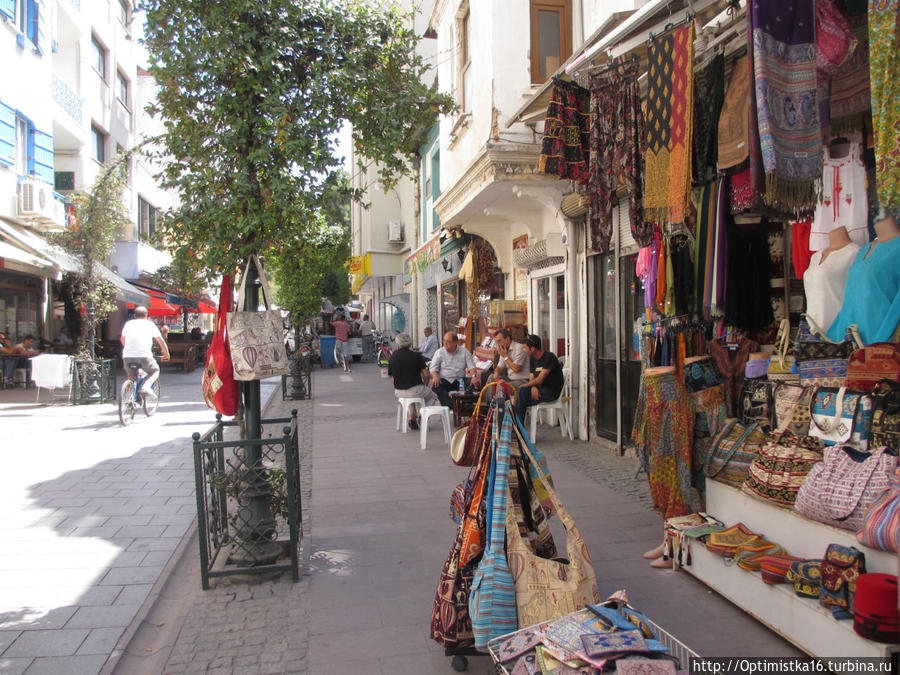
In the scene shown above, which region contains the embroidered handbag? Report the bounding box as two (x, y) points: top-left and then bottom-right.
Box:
(705, 523), (761, 558)
(853, 574), (900, 643)
(735, 540), (784, 571)
(430, 508), (478, 650)
(663, 513), (723, 570)
(773, 383), (813, 436)
(508, 445), (557, 560)
(201, 274), (240, 416)
(869, 379), (900, 452)
(799, 358), (849, 388)
(819, 544), (866, 613)
(226, 255), (290, 381)
(739, 379), (774, 429)
(794, 446), (898, 531)
(505, 408), (599, 626)
(856, 468), (900, 553)
(459, 403), (496, 566)
(705, 420), (768, 487)
(795, 318), (856, 361)
(683, 357), (723, 393)
(846, 343), (900, 393)
(759, 554), (803, 584)
(808, 386), (872, 449)
(469, 408), (518, 650)
(787, 559), (823, 598)
(742, 433), (824, 507)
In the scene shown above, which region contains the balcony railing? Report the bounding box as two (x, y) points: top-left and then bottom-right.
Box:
(52, 75), (82, 124)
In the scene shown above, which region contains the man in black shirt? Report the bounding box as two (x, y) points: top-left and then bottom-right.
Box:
(514, 334), (565, 423)
(388, 333), (438, 430)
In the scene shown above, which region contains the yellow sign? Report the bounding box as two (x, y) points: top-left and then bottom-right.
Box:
(351, 274), (369, 294)
(348, 254), (370, 275)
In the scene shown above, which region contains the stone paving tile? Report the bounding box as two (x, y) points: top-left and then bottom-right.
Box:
(21, 654), (107, 675)
(2, 628), (88, 657)
(64, 604), (141, 630)
(99, 566), (164, 586)
(0, 657), (31, 674)
(75, 626), (125, 655)
(0, 607), (77, 631)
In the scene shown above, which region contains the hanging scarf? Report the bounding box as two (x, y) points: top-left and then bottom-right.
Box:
(868, 0), (900, 214)
(815, 0), (858, 136)
(749, 0), (822, 215)
(644, 23), (695, 224)
(693, 53), (725, 184)
(717, 55), (752, 170)
(588, 59), (648, 253)
(829, 11), (871, 134)
(539, 78), (590, 185)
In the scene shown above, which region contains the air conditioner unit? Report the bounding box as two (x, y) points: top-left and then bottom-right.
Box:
(387, 219), (404, 243)
(18, 179), (57, 221)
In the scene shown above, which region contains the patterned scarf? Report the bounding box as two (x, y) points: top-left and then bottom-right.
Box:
(693, 53), (725, 184)
(868, 0), (900, 214)
(829, 11), (871, 134)
(717, 55), (752, 170)
(588, 59), (649, 253)
(749, 0), (822, 215)
(644, 23), (695, 225)
(538, 78), (590, 185)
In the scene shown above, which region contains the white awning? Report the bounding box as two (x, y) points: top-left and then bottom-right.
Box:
(0, 240), (56, 276)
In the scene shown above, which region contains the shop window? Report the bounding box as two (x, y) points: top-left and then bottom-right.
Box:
(116, 69), (129, 108)
(442, 279), (467, 337)
(456, 3), (472, 112)
(91, 34), (107, 80)
(91, 125), (106, 164)
(0, 105), (53, 183)
(529, 0), (571, 84)
(138, 195), (159, 240)
(532, 270), (567, 357)
(0, 272), (41, 344)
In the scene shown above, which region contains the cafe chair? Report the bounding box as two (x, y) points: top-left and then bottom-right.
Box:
(419, 405), (451, 450)
(395, 396), (425, 433)
(526, 367), (573, 441)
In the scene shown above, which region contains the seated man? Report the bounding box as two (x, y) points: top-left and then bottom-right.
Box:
(514, 334), (565, 423)
(414, 326), (438, 362)
(492, 328), (529, 389)
(3, 334), (42, 385)
(429, 331), (477, 408)
(388, 333), (438, 430)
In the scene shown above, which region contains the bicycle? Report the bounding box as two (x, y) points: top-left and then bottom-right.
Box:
(373, 331), (393, 366)
(119, 360), (163, 425)
(333, 340), (351, 373)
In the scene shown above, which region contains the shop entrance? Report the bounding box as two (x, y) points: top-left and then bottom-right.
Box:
(594, 253), (643, 443)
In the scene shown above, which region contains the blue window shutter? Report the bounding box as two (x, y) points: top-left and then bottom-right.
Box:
(0, 102), (14, 166)
(35, 0), (48, 55)
(32, 127), (54, 184)
(0, 0), (14, 20)
(26, 0), (37, 42)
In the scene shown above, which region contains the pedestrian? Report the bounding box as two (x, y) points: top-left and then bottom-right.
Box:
(358, 314), (376, 362)
(514, 334), (564, 423)
(429, 331), (477, 407)
(492, 328), (529, 387)
(330, 312), (353, 373)
(120, 306), (171, 399)
(415, 326), (438, 362)
(388, 333), (439, 430)
(2, 334), (42, 385)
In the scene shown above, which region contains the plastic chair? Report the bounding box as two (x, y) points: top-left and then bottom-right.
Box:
(395, 397), (426, 433)
(527, 367), (573, 441)
(419, 405), (451, 450)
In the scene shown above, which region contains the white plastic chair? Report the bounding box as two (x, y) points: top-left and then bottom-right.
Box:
(527, 367), (573, 441)
(395, 397), (426, 433)
(419, 405), (451, 450)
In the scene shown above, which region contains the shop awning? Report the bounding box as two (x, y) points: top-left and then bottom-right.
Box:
(128, 286), (180, 316)
(98, 266), (152, 306)
(197, 300), (217, 314)
(0, 240), (56, 276)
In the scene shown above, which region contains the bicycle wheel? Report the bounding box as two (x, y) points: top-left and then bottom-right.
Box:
(334, 343), (346, 371)
(143, 380), (160, 416)
(119, 379), (136, 426)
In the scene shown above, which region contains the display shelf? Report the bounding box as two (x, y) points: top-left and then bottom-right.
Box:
(680, 479), (898, 657)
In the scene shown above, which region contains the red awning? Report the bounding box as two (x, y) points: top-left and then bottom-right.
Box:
(129, 288), (181, 316)
(196, 300), (217, 314)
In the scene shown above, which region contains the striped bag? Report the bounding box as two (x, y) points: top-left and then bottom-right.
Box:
(857, 468), (900, 553)
(705, 420), (768, 487)
(469, 408), (518, 651)
(759, 554), (803, 584)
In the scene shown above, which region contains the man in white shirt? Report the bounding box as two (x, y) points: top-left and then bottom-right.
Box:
(120, 306), (170, 399)
(358, 314), (376, 362)
(429, 331), (477, 407)
(492, 328), (529, 386)
(415, 326), (438, 362)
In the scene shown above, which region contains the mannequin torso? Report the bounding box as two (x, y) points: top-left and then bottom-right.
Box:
(819, 226), (853, 264)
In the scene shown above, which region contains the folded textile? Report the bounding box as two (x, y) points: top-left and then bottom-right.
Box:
(29, 354), (72, 390)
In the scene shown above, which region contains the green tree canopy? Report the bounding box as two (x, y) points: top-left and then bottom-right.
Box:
(140, 0), (453, 277)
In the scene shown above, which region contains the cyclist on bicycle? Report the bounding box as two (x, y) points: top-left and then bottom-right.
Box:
(120, 306), (170, 399)
(329, 312), (352, 373)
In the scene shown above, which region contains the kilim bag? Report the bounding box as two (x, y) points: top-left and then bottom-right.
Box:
(508, 444), (557, 560)
(819, 544), (866, 613)
(846, 343), (900, 393)
(735, 540), (784, 571)
(773, 383), (813, 436)
(459, 403), (496, 567)
(683, 357), (723, 393)
(739, 379), (775, 429)
(856, 468), (900, 553)
(759, 554), (803, 584)
(799, 358), (849, 388)
(705, 420), (768, 487)
(505, 405), (599, 626)
(869, 379), (900, 452)
(788, 559), (823, 598)
(456, 382), (506, 467)
(794, 446), (898, 531)
(469, 407), (518, 650)
(201, 275), (240, 416)
(808, 386), (872, 449)
(795, 317), (856, 361)
(226, 255), (290, 381)
(742, 432), (824, 507)
(430, 510), (478, 650)
(705, 523), (761, 558)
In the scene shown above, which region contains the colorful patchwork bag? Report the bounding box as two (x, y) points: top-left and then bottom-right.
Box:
(869, 380), (900, 452)
(759, 554), (803, 584)
(705, 523), (761, 558)
(846, 343), (900, 393)
(739, 379), (775, 429)
(788, 559), (823, 598)
(741, 433), (824, 507)
(430, 505), (478, 650)
(794, 446), (898, 532)
(773, 383), (813, 436)
(808, 386), (872, 450)
(795, 318), (856, 361)
(856, 468), (900, 553)
(735, 540), (784, 571)
(705, 420), (768, 487)
(820, 544), (866, 613)
(799, 358), (849, 388)
(683, 356), (724, 393)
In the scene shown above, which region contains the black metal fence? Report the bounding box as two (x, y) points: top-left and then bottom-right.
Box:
(281, 352), (313, 400)
(71, 358), (116, 404)
(192, 410), (304, 589)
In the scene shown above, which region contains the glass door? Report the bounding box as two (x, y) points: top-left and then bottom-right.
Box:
(531, 272), (566, 358)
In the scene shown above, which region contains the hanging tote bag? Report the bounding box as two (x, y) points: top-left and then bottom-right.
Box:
(460, 403), (497, 567)
(705, 420), (768, 487)
(846, 343), (900, 393)
(856, 468), (900, 553)
(430, 507), (478, 650)
(505, 406), (599, 626)
(739, 379), (775, 429)
(773, 383), (814, 436)
(794, 446), (898, 531)
(869, 380), (900, 452)
(202, 275), (240, 416)
(808, 386), (872, 450)
(226, 255), (290, 381)
(469, 407), (518, 651)
(741, 432), (824, 507)
(455, 381), (515, 467)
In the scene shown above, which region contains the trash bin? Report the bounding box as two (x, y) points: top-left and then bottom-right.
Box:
(319, 335), (336, 367)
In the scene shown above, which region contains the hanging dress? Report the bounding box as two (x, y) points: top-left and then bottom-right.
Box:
(809, 142), (870, 251)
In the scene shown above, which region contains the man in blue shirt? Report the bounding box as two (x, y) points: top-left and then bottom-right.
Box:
(415, 326), (438, 362)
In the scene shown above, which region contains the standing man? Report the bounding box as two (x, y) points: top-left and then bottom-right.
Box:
(415, 326), (438, 362)
(388, 333), (439, 430)
(330, 312), (353, 373)
(120, 306), (170, 399)
(492, 328), (529, 387)
(358, 314), (376, 362)
(514, 334), (564, 423)
(429, 331), (477, 407)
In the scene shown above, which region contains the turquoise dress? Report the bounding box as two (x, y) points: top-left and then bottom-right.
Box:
(827, 237), (900, 344)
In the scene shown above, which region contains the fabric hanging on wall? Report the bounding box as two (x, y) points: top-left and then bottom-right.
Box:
(694, 183), (715, 316)
(727, 166), (759, 213)
(717, 55), (752, 170)
(656, 236), (667, 313)
(791, 220), (814, 278)
(645, 231), (660, 310)
(691, 384), (727, 497)
(749, 0), (822, 215)
(539, 78), (591, 185)
(815, 0), (858, 136)
(725, 223), (776, 332)
(665, 239), (676, 316)
(588, 60), (648, 253)
(644, 23), (695, 224)
(868, 0), (900, 214)
(708, 178), (729, 319)
(671, 235), (694, 316)
(694, 53), (726, 183)
(829, 11), (871, 134)
(708, 336), (760, 417)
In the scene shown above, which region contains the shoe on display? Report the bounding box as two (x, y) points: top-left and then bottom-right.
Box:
(408, 418), (419, 430)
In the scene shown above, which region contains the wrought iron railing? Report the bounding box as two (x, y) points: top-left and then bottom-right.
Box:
(71, 358), (116, 404)
(51, 74), (83, 124)
(282, 352), (313, 400)
(192, 411), (305, 589)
